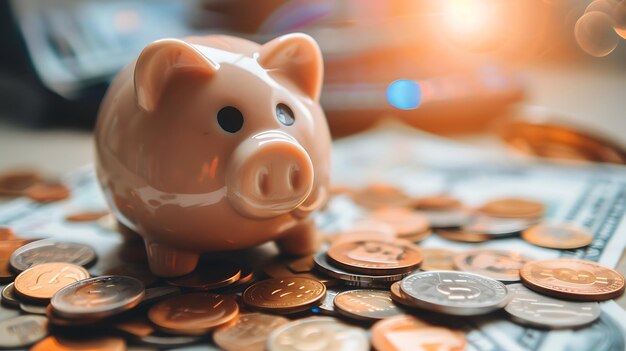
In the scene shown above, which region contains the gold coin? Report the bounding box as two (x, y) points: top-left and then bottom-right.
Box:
(520, 259), (625, 301)
(30, 336), (126, 351)
(522, 223), (593, 249)
(327, 239), (422, 275)
(148, 292), (239, 335)
(454, 249), (532, 281)
(421, 248), (457, 271)
(478, 197), (544, 219)
(14, 262), (89, 302)
(213, 313), (289, 351)
(243, 277), (326, 314)
(370, 207), (431, 238)
(333, 289), (403, 322)
(351, 183), (414, 209)
(371, 314), (466, 351)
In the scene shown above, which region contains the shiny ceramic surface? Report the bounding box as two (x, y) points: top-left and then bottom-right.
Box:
(95, 33), (331, 277)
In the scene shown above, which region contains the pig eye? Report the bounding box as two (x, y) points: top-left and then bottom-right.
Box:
(276, 103), (295, 126)
(217, 106), (244, 133)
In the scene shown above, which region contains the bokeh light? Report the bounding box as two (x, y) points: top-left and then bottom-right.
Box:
(386, 80), (422, 110)
(575, 11), (619, 57)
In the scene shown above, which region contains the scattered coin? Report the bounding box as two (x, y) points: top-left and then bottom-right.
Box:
(351, 183), (414, 209)
(19, 302), (47, 315)
(0, 239), (33, 282)
(314, 252), (411, 286)
(0, 227), (16, 240)
(327, 239), (422, 275)
(0, 315), (48, 348)
(51, 275), (145, 319)
(504, 283), (601, 329)
(479, 197), (545, 219)
(115, 315), (156, 337)
(263, 258), (337, 287)
(435, 228), (490, 243)
(243, 277), (326, 314)
(148, 292), (239, 335)
(286, 255), (315, 273)
(413, 195), (462, 211)
(316, 287), (349, 314)
(24, 182), (71, 203)
(45, 304), (102, 327)
(522, 223), (593, 249)
(1, 282), (19, 307)
(463, 215), (534, 237)
(14, 262), (90, 303)
(0, 169), (41, 196)
(140, 286), (182, 306)
(329, 224), (396, 246)
(421, 208), (470, 229)
(64, 210), (111, 222)
(30, 336), (126, 351)
(333, 289), (403, 322)
(370, 207), (430, 239)
(138, 334), (207, 348)
(389, 281), (415, 307)
(166, 262), (241, 290)
(371, 314), (465, 351)
(213, 313), (289, 351)
(520, 259), (625, 301)
(420, 248), (457, 271)
(400, 271), (509, 315)
(267, 316), (369, 351)
(10, 240), (97, 272)
(454, 249), (532, 282)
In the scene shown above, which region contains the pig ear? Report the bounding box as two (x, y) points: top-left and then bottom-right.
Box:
(134, 39), (218, 112)
(257, 33), (323, 101)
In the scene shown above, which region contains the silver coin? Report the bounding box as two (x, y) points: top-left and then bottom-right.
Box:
(0, 315), (48, 348)
(504, 283), (601, 329)
(317, 287), (344, 314)
(214, 313), (289, 351)
(314, 252), (410, 285)
(463, 215), (534, 237)
(140, 286), (181, 306)
(400, 271), (509, 315)
(421, 209), (470, 228)
(333, 289), (403, 322)
(138, 334), (207, 348)
(51, 275), (144, 319)
(10, 239), (96, 272)
(267, 316), (369, 351)
(1, 283), (19, 307)
(19, 302), (47, 315)
(453, 250), (532, 282)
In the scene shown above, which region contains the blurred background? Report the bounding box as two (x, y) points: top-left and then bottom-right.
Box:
(0, 0), (625, 174)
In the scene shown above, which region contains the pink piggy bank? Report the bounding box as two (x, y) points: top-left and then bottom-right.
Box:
(94, 33), (331, 277)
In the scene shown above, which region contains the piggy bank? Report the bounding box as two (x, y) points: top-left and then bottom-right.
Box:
(94, 33), (331, 277)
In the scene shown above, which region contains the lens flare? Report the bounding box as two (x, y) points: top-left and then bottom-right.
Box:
(386, 80), (422, 110)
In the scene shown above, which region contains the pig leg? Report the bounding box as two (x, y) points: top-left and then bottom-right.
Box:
(144, 241), (199, 277)
(275, 219), (318, 256)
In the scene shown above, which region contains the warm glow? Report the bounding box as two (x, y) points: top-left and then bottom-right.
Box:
(440, 0), (503, 50)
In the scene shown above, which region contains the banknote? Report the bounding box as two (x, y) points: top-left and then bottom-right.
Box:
(1, 123), (625, 351)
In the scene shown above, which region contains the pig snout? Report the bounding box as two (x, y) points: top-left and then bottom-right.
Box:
(226, 131), (314, 218)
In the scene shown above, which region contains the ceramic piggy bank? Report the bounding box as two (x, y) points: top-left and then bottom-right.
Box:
(94, 33), (331, 277)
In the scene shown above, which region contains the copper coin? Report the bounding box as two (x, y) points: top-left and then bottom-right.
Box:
(286, 255), (315, 273)
(522, 223), (593, 249)
(421, 248), (457, 271)
(454, 250), (532, 282)
(30, 336), (126, 351)
(520, 259), (625, 301)
(243, 277), (326, 314)
(435, 229), (490, 243)
(389, 281), (415, 307)
(166, 263), (241, 290)
(115, 315), (156, 337)
(10, 240), (97, 273)
(333, 289), (403, 322)
(148, 292), (239, 335)
(0, 169), (41, 196)
(24, 182), (70, 203)
(371, 314), (466, 351)
(414, 195), (461, 211)
(0, 239), (32, 282)
(351, 183), (414, 209)
(213, 313), (289, 351)
(329, 223), (396, 246)
(327, 239), (422, 275)
(370, 207), (431, 238)
(263, 258), (337, 287)
(478, 197), (545, 219)
(14, 262), (90, 302)
(0, 227), (16, 240)
(64, 210), (111, 222)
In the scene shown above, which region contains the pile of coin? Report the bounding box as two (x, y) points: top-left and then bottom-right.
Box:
(1, 176), (625, 351)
